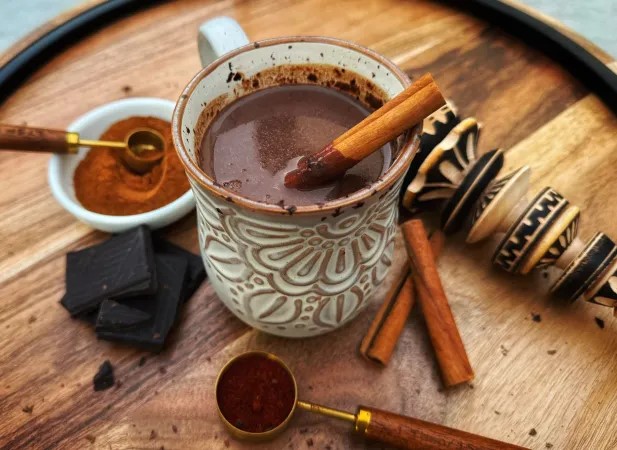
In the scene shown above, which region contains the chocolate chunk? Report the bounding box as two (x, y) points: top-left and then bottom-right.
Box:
(93, 360), (115, 391)
(95, 299), (151, 331)
(96, 254), (188, 351)
(61, 226), (157, 316)
(153, 236), (206, 302)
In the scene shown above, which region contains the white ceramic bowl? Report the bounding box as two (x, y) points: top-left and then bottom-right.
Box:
(48, 97), (195, 233)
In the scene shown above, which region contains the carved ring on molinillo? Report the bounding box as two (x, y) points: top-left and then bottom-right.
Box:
(403, 116), (503, 234)
(492, 188), (569, 274)
(467, 166), (531, 243)
(551, 233), (617, 304)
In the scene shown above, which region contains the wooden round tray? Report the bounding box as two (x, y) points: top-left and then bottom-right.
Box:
(1, 1), (616, 449)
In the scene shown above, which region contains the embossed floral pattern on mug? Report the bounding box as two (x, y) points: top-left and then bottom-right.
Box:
(191, 178), (401, 336)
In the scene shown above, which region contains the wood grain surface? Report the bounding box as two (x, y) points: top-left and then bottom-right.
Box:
(1, 1), (616, 449)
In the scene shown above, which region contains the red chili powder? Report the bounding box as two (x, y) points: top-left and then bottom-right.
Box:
(217, 354), (296, 433)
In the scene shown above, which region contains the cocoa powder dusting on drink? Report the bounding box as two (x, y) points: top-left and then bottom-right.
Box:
(217, 354), (295, 433)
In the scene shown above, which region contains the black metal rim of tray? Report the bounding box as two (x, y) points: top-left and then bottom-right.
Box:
(0, 0), (616, 115)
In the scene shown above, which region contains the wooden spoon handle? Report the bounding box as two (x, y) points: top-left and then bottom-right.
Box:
(357, 406), (527, 450)
(0, 124), (75, 153)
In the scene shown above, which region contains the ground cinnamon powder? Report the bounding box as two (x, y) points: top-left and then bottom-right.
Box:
(74, 116), (189, 215)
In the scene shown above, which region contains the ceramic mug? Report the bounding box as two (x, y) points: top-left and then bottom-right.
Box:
(173, 17), (421, 338)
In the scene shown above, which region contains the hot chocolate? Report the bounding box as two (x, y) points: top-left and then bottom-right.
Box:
(199, 84), (392, 205)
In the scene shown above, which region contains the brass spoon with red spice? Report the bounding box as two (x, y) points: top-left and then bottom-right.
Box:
(283, 73), (445, 190)
(216, 352), (526, 449)
(0, 124), (164, 174)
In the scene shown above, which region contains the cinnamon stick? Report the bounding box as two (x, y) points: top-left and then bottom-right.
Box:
(284, 74), (445, 189)
(402, 220), (474, 387)
(360, 231), (445, 366)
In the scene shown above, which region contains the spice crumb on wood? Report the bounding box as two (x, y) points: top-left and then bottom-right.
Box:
(85, 435), (96, 444)
(22, 405), (33, 414)
(529, 428), (537, 436)
(546, 443), (553, 448)
(547, 349), (557, 355)
(150, 430), (157, 439)
(27, 315), (37, 323)
(172, 424), (178, 433)
(500, 344), (509, 356)
(531, 313), (542, 322)
(224, 439), (230, 447)
(595, 317), (605, 329)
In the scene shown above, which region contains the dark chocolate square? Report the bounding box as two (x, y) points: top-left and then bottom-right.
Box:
(61, 226), (157, 316)
(95, 299), (151, 331)
(96, 254), (188, 351)
(153, 235), (206, 302)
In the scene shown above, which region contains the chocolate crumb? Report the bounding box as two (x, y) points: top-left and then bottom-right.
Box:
(500, 344), (509, 356)
(172, 425), (178, 433)
(468, 383), (475, 389)
(224, 439), (230, 447)
(494, 410), (501, 415)
(529, 428), (537, 436)
(93, 360), (114, 391)
(85, 435), (96, 444)
(308, 385), (313, 391)
(138, 356), (147, 367)
(546, 444), (553, 448)
(28, 315), (37, 324)
(159, 367), (167, 375)
(226, 72), (234, 83)
(233, 72), (242, 81)
(307, 438), (314, 446)
(150, 430), (157, 440)
(542, 271), (549, 279)
(22, 405), (33, 414)
(122, 85), (132, 94)
(531, 313), (542, 322)
(547, 349), (557, 355)
(595, 317), (605, 329)
(206, 356), (211, 362)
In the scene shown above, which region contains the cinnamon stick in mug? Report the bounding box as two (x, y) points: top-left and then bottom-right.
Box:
(360, 231), (445, 366)
(402, 220), (474, 387)
(284, 74), (445, 189)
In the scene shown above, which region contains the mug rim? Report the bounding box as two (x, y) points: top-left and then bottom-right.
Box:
(172, 35), (421, 216)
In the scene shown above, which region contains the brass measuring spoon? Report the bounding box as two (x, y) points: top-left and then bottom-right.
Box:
(0, 124), (165, 174)
(215, 352), (526, 450)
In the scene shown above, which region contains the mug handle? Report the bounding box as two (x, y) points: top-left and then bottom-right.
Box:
(197, 17), (250, 67)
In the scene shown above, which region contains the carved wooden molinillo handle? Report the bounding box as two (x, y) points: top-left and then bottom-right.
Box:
(0, 124), (75, 153)
(402, 103), (617, 314)
(356, 406), (527, 450)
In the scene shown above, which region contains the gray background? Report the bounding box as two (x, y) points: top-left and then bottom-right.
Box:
(0, 1), (615, 57)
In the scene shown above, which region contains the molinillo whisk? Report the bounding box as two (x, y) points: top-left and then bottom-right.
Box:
(402, 103), (617, 313)
(216, 352), (525, 449)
